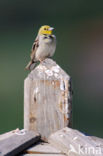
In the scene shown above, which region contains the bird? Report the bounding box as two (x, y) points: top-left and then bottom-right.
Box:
(25, 25), (56, 70)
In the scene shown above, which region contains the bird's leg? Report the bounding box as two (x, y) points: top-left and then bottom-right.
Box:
(39, 58), (47, 64)
(39, 58), (43, 63)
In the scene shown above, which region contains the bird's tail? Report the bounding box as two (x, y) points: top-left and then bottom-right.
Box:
(25, 60), (36, 70)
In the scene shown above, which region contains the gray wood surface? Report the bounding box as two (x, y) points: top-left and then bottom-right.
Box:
(0, 129), (16, 141)
(24, 58), (72, 140)
(0, 130), (40, 156)
(48, 127), (103, 156)
(22, 154), (65, 156)
(25, 142), (62, 154)
(87, 136), (103, 154)
(89, 136), (103, 144)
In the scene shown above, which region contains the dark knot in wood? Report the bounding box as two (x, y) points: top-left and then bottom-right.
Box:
(29, 117), (36, 123)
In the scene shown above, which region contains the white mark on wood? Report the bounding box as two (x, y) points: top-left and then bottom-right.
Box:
(51, 66), (60, 73)
(45, 70), (53, 77)
(64, 99), (69, 119)
(59, 134), (64, 138)
(73, 136), (78, 141)
(65, 102), (69, 114)
(37, 64), (47, 71)
(15, 129), (27, 135)
(54, 73), (59, 78)
(52, 81), (55, 85)
(34, 87), (39, 94)
(60, 80), (65, 91)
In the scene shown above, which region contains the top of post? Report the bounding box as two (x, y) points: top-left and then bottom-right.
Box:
(27, 58), (70, 81)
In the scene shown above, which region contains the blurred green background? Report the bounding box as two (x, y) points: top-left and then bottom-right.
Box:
(0, 0), (103, 137)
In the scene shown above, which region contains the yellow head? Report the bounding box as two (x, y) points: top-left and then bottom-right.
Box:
(38, 25), (54, 35)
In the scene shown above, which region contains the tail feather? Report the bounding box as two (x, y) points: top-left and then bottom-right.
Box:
(25, 61), (36, 70)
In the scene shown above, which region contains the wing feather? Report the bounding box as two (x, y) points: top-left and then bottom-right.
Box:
(30, 36), (39, 61)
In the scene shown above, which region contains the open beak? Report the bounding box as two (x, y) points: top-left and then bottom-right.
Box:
(48, 27), (54, 31)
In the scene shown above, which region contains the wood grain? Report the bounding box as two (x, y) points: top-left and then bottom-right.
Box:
(0, 130), (40, 156)
(22, 154), (65, 156)
(24, 58), (72, 140)
(25, 142), (62, 154)
(48, 127), (103, 156)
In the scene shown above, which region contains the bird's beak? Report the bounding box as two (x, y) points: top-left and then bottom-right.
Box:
(48, 27), (54, 31)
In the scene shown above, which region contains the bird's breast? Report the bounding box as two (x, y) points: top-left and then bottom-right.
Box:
(35, 37), (56, 60)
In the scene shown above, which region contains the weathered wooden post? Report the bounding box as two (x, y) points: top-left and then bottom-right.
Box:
(24, 58), (72, 140)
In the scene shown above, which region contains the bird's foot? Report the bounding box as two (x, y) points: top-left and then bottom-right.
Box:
(39, 59), (43, 63)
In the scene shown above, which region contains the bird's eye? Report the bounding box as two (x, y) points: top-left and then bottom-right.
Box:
(44, 28), (46, 30)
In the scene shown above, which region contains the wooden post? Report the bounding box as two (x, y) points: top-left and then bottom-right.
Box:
(48, 127), (103, 156)
(24, 58), (72, 140)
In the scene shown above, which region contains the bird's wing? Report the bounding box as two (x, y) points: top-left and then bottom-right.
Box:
(30, 36), (39, 61)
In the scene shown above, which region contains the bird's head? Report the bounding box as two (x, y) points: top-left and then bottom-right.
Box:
(38, 25), (54, 35)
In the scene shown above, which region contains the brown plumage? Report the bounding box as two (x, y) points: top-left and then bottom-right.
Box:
(25, 38), (39, 70)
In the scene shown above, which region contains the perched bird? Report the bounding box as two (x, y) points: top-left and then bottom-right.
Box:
(25, 25), (56, 70)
